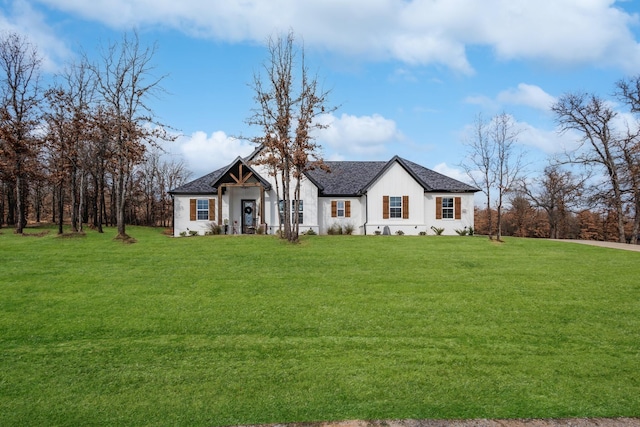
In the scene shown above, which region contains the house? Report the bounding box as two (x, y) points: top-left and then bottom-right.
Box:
(168, 148), (479, 236)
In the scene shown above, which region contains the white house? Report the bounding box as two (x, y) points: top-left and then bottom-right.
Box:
(169, 148), (479, 236)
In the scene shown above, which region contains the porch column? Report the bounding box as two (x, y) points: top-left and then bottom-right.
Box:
(217, 185), (223, 225)
(259, 185), (265, 226)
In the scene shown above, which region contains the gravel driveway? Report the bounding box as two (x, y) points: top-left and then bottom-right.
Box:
(548, 239), (640, 252)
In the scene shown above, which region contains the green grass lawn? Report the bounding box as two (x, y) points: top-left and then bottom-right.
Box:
(0, 226), (638, 426)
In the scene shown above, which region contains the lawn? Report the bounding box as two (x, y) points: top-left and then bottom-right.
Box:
(0, 226), (638, 426)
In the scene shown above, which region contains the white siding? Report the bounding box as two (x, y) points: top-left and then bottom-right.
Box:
(365, 162), (425, 235)
(318, 197), (365, 235)
(253, 164), (320, 235)
(172, 195), (216, 236)
(425, 193), (475, 235)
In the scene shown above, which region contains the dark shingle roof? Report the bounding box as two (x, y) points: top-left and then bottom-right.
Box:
(305, 161), (388, 196)
(169, 167), (225, 195)
(307, 157), (479, 196)
(397, 157), (479, 192)
(170, 155), (479, 196)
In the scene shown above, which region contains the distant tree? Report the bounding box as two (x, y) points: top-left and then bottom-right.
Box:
(156, 155), (191, 228)
(519, 164), (584, 239)
(0, 32), (43, 233)
(504, 193), (537, 237)
(43, 59), (94, 234)
(248, 31), (334, 242)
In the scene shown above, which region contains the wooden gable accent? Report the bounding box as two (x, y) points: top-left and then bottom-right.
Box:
(229, 163), (254, 185)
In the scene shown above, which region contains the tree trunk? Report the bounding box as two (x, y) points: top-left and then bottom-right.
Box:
(15, 171), (25, 234)
(57, 183), (64, 234)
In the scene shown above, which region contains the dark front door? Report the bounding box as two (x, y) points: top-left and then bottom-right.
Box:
(241, 200), (256, 234)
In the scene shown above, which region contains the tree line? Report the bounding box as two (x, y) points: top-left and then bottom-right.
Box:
(0, 31), (191, 237)
(464, 78), (640, 244)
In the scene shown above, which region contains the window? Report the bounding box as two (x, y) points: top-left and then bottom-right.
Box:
(389, 196), (402, 218)
(196, 199), (209, 220)
(279, 200), (303, 224)
(442, 197), (454, 219)
(436, 196), (461, 220)
(331, 200), (351, 218)
(383, 195), (408, 219)
(294, 200), (303, 224)
(190, 198), (214, 221)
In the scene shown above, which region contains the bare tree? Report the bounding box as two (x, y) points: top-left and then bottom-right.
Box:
(491, 113), (525, 241)
(461, 114), (495, 238)
(0, 32), (43, 233)
(614, 76), (640, 244)
(461, 112), (524, 240)
(89, 31), (173, 239)
(552, 92), (627, 243)
(248, 31), (334, 242)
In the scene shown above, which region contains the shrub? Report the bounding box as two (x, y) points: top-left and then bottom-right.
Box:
(455, 228), (468, 236)
(179, 231), (187, 237)
(256, 225), (265, 235)
(327, 223), (342, 235)
(419, 231), (427, 236)
(468, 226), (474, 236)
(188, 230), (199, 236)
(431, 226), (445, 235)
(207, 222), (223, 235)
(304, 228), (317, 235)
(343, 223), (355, 235)
(395, 230), (405, 236)
(374, 230), (381, 235)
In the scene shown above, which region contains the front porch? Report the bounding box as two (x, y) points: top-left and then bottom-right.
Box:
(214, 158), (271, 235)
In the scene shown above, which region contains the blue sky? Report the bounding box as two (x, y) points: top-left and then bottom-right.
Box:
(3, 0), (640, 182)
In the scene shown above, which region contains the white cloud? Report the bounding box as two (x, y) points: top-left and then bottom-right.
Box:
(433, 162), (471, 185)
(518, 122), (582, 154)
(464, 95), (500, 110)
(31, 0), (640, 73)
(1, 0), (73, 72)
(316, 113), (403, 158)
(178, 131), (255, 177)
(497, 84), (557, 112)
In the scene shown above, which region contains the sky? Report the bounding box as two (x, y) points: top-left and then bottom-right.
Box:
(3, 0), (640, 184)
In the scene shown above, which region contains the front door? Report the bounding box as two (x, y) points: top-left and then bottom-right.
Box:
(241, 200), (256, 234)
